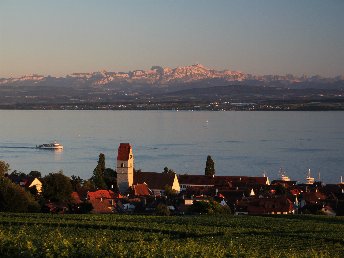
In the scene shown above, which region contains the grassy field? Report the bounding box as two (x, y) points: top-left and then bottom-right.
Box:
(0, 212), (343, 257)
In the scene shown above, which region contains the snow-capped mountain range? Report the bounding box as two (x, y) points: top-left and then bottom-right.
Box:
(1, 64), (342, 88)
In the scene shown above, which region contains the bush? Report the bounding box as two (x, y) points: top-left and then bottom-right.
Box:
(155, 203), (170, 216)
(189, 200), (231, 215)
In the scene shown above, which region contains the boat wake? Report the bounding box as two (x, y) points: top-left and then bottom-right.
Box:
(0, 146), (36, 149)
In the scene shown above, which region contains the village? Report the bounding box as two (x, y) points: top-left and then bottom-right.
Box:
(3, 143), (344, 216)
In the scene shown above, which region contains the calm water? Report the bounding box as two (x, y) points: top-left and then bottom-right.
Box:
(0, 110), (343, 183)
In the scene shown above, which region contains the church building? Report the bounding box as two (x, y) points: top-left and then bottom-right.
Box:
(116, 143), (180, 194)
(116, 143), (134, 193)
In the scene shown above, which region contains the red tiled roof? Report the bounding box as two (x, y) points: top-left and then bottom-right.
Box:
(134, 172), (176, 190)
(217, 193), (225, 198)
(322, 184), (342, 194)
(114, 193), (125, 199)
(178, 175), (269, 186)
(290, 189), (301, 196)
(246, 197), (294, 214)
(132, 183), (152, 196)
(302, 191), (327, 203)
(89, 198), (115, 214)
(117, 143), (132, 160)
(219, 190), (247, 202)
(71, 192), (82, 204)
(184, 186), (215, 196)
(271, 180), (297, 187)
(87, 190), (115, 200)
(178, 175), (214, 185)
(215, 176), (268, 185)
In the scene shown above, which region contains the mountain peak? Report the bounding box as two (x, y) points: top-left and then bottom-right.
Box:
(192, 63), (206, 68)
(1, 65), (342, 87)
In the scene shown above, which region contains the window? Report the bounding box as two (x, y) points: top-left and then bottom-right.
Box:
(121, 163), (124, 168)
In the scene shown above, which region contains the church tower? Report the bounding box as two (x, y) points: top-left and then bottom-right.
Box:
(116, 143), (134, 193)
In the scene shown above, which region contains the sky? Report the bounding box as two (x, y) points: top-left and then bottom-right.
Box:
(0, 0), (343, 77)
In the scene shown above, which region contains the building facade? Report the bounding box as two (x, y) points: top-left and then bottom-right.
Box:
(116, 143), (134, 193)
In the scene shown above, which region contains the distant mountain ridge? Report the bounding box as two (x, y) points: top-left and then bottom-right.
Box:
(1, 64), (344, 110)
(1, 64), (343, 89)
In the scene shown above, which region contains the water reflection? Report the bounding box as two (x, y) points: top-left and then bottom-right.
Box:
(53, 149), (63, 161)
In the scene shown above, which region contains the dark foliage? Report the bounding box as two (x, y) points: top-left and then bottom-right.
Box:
(42, 171), (73, 203)
(205, 155), (215, 176)
(29, 171), (42, 178)
(163, 167), (175, 175)
(104, 168), (117, 191)
(155, 203), (170, 216)
(190, 200), (231, 215)
(70, 175), (83, 192)
(0, 161), (10, 176)
(91, 153), (107, 189)
(0, 176), (39, 212)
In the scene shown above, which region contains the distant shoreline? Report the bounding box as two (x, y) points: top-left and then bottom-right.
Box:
(0, 103), (343, 111)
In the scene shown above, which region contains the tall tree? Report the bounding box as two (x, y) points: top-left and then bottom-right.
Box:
(205, 155), (215, 176)
(42, 171), (73, 203)
(28, 171), (42, 178)
(0, 176), (40, 212)
(10, 170), (27, 180)
(91, 153), (107, 189)
(0, 160), (10, 176)
(70, 175), (83, 192)
(98, 153), (106, 173)
(82, 179), (96, 193)
(163, 167), (175, 175)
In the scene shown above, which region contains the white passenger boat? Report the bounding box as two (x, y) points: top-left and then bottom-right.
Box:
(36, 141), (63, 150)
(306, 169), (315, 185)
(279, 168), (290, 181)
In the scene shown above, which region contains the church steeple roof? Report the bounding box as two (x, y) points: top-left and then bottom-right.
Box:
(117, 143), (132, 160)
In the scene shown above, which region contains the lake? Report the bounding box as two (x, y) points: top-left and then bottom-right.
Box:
(0, 110), (343, 183)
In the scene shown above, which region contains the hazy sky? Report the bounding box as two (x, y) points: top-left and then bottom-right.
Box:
(1, 0), (343, 77)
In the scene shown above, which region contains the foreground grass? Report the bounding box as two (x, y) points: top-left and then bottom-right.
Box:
(0, 213), (343, 257)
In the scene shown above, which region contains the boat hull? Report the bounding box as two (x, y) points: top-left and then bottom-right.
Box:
(37, 146), (63, 150)
(36, 142), (63, 150)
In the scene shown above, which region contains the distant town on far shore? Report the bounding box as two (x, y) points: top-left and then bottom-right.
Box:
(1, 64), (343, 111)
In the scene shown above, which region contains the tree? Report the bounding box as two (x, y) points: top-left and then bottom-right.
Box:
(164, 185), (178, 198)
(190, 200), (230, 215)
(10, 170), (27, 179)
(0, 161), (10, 176)
(205, 155), (215, 176)
(104, 168), (117, 190)
(91, 153), (107, 189)
(42, 171), (73, 203)
(163, 167), (175, 175)
(77, 179), (96, 200)
(70, 175), (83, 192)
(28, 171), (42, 178)
(98, 153), (106, 172)
(0, 176), (40, 212)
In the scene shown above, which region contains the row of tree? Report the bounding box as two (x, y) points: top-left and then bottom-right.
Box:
(0, 153), (116, 212)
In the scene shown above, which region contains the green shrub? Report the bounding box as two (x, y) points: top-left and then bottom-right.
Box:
(190, 200), (231, 215)
(155, 203), (170, 216)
